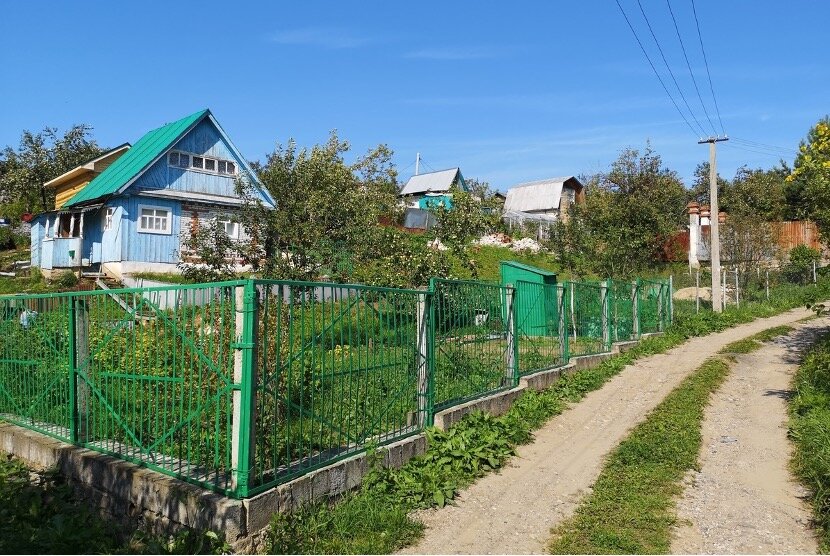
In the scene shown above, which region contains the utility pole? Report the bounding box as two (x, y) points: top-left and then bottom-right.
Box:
(699, 136), (728, 312)
(415, 152), (420, 176)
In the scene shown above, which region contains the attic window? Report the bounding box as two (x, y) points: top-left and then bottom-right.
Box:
(168, 150), (237, 176)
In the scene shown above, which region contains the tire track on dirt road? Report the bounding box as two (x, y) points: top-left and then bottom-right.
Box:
(671, 320), (826, 554)
(400, 306), (818, 555)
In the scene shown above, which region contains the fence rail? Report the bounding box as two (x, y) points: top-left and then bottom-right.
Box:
(0, 275), (670, 498)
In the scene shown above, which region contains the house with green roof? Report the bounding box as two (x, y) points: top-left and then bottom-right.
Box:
(30, 109), (275, 279)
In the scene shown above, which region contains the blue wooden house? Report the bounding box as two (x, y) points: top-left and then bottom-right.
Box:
(30, 109), (274, 279)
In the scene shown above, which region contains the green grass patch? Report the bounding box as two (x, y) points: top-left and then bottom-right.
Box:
(547, 358), (731, 554)
(0, 455), (228, 554)
(719, 325), (795, 354)
(789, 332), (830, 552)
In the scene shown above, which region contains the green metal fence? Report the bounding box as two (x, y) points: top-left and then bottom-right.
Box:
(0, 274), (671, 498)
(514, 280), (566, 375)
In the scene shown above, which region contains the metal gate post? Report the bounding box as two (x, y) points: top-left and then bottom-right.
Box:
(416, 288), (433, 427)
(631, 279), (640, 339)
(231, 280), (258, 497)
(69, 296), (90, 444)
(558, 284), (569, 365)
(504, 285), (519, 386)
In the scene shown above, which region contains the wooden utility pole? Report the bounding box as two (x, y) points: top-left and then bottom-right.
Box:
(699, 136), (728, 312)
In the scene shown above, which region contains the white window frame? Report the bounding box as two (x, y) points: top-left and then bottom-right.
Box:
(103, 207), (115, 231)
(217, 216), (239, 240)
(137, 204), (172, 235)
(166, 150), (238, 177)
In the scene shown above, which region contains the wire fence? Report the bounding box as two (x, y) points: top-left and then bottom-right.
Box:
(0, 275), (670, 498)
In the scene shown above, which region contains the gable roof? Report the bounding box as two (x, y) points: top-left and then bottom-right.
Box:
(400, 168), (465, 196)
(503, 176), (583, 213)
(63, 109), (273, 208)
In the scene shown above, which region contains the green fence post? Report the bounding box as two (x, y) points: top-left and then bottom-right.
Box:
(558, 284), (569, 364)
(427, 277), (437, 426)
(504, 285), (519, 387)
(68, 297), (90, 444)
(416, 287), (433, 427)
(232, 279), (258, 497)
(601, 280), (611, 351)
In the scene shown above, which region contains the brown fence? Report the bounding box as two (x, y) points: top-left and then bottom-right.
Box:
(777, 221), (821, 251)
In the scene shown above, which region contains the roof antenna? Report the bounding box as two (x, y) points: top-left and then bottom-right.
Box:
(415, 152), (420, 176)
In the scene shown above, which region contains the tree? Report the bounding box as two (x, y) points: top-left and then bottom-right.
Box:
(563, 145), (688, 278)
(428, 187), (500, 278)
(724, 165), (789, 221)
(689, 161), (728, 208)
(178, 215), (238, 282)
(0, 125), (102, 214)
(715, 214), (781, 291)
(237, 131), (400, 281)
(787, 117), (830, 238)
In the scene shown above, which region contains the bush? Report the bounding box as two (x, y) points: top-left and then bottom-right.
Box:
(783, 245), (821, 285)
(0, 227), (13, 250)
(54, 270), (78, 289)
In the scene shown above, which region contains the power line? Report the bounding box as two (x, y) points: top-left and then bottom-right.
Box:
(614, 0), (701, 139)
(665, 0), (718, 136)
(636, 0), (708, 137)
(691, 0), (726, 135)
(722, 142), (794, 159)
(729, 137), (798, 155)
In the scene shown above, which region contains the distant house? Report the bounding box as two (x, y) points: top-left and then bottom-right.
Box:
(399, 167), (467, 231)
(503, 176), (585, 226)
(30, 109), (275, 279)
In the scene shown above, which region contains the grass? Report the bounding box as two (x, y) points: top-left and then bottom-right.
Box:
(789, 332), (830, 552)
(0, 455), (229, 555)
(719, 325), (795, 354)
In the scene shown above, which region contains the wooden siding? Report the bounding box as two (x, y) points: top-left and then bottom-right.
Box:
(30, 219), (43, 267)
(54, 171), (95, 209)
(777, 221), (822, 251)
(101, 202), (124, 263)
(121, 196), (181, 264)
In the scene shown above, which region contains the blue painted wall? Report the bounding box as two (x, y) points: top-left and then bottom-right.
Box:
(30, 218), (43, 268)
(120, 196), (181, 264)
(101, 201), (124, 263)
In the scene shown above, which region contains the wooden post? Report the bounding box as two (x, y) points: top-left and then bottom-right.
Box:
(696, 270), (700, 313)
(631, 280), (640, 339)
(231, 281), (258, 496)
(766, 270), (770, 301)
(722, 269), (727, 306)
(600, 280), (610, 350)
(416, 291), (431, 426)
(504, 286), (518, 386)
(735, 268), (740, 308)
(70, 298), (90, 443)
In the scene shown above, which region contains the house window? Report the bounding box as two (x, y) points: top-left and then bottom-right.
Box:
(138, 205), (172, 235)
(168, 150), (237, 176)
(103, 207), (115, 231)
(218, 217), (239, 239)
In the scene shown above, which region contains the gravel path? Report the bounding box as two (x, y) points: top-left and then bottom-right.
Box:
(400, 306), (817, 555)
(671, 319), (826, 554)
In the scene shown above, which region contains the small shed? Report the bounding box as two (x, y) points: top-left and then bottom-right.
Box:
(500, 261), (558, 337)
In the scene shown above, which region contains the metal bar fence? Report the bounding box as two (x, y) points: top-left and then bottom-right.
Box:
(0, 275), (667, 498)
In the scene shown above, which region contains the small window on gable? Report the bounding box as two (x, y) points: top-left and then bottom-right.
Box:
(217, 160), (227, 174)
(168, 152), (179, 166)
(178, 153), (189, 168)
(204, 158), (216, 171)
(226, 161), (236, 175)
(192, 156), (204, 169)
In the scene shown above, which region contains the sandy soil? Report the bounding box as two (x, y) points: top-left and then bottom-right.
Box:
(671, 320), (826, 555)
(399, 306), (817, 555)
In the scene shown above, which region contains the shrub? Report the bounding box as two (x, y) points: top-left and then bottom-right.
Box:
(54, 270), (78, 289)
(783, 245), (821, 285)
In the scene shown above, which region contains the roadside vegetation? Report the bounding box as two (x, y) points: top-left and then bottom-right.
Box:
(790, 332), (830, 552)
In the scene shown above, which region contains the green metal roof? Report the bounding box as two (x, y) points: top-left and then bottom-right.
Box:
(64, 109), (209, 207)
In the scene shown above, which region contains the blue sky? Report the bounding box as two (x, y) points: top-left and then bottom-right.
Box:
(1, 1), (827, 191)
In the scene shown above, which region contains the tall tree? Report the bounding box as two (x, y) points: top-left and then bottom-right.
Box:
(725, 165), (789, 221)
(237, 131), (400, 280)
(0, 125), (102, 214)
(559, 144), (687, 278)
(689, 161), (728, 208)
(787, 116), (830, 237)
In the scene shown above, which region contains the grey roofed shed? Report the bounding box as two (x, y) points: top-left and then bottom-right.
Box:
(503, 176), (583, 212)
(399, 168), (466, 196)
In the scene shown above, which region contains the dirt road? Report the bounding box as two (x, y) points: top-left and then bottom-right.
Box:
(671, 321), (825, 554)
(400, 307), (817, 555)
